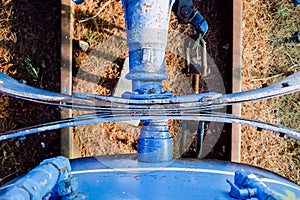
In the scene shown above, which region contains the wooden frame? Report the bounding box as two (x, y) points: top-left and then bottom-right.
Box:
(231, 0), (242, 162)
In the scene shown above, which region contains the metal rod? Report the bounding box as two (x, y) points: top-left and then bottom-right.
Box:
(1, 111), (299, 142)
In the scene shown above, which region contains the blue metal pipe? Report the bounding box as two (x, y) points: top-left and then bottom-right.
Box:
(122, 0), (174, 95)
(138, 120), (172, 162)
(0, 156), (75, 200)
(122, 0), (175, 162)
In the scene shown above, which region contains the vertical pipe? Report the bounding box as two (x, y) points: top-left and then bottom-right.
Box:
(122, 0), (173, 95)
(138, 120), (173, 162)
(122, 0), (174, 162)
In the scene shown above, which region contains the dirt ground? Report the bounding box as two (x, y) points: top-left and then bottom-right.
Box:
(241, 0), (300, 184)
(0, 0), (299, 186)
(0, 0), (61, 184)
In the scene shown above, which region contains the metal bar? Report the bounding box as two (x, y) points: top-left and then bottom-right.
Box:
(1, 112), (299, 142)
(219, 71), (300, 104)
(1, 70), (299, 109)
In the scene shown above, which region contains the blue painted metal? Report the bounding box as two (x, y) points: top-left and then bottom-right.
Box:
(138, 120), (172, 162)
(122, 0), (175, 162)
(122, 90), (173, 100)
(72, 0), (84, 4)
(52, 175), (78, 197)
(65, 155), (300, 199)
(1, 155), (299, 199)
(0, 156), (77, 199)
(190, 12), (208, 37)
(122, 0), (173, 96)
(173, 0), (208, 36)
(227, 170), (279, 199)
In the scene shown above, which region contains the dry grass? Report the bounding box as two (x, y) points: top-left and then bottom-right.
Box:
(0, 0), (15, 69)
(242, 0), (300, 184)
(72, 0), (136, 156)
(0, 0), (16, 133)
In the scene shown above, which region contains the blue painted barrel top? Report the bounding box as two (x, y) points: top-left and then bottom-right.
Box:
(69, 155), (300, 199)
(0, 154), (299, 199)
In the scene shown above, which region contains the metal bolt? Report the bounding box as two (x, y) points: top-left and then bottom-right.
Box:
(282, 82), (289, 87)
(41, 142), (46, 148)
(18, 80), (27, 84)
(279, 132), (285, 137)
(261, 83), (268, 88)
(180, 6), (193, 18)
(141, 48), (152, 63)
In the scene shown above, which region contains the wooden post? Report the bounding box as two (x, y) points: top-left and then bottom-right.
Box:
(231, 0), (242, 162)
(61, 0), (78, 158)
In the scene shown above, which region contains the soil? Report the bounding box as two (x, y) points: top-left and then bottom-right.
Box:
(241, 0), (300, 184)
(0, 0), (61, 184)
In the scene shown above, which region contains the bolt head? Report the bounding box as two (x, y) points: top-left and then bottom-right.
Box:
(180, 6), (193, 18)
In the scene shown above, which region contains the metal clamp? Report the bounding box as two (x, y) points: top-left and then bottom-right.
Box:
(172, 0), (208, 36)
(227, 170), (279, 200)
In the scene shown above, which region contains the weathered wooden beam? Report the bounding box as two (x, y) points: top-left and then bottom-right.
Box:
(61, 0), (78, 158)
(231, 0), (242, 162)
